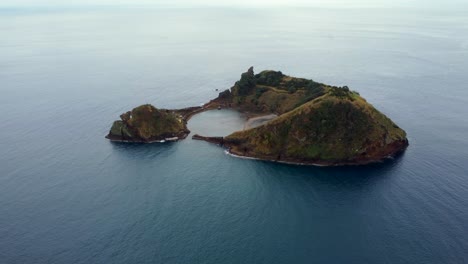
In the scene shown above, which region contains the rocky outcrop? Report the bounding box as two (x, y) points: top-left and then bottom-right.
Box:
(106, 104), (190, 143)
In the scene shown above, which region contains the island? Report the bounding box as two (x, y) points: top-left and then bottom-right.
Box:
(106, 67), (408, 165)
(106, 104), (200, 142)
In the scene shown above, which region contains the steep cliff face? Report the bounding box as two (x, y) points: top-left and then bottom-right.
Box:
(106, 104), (189, 142)
(222, 86), (408, 165)
(224, 88), (408, 164)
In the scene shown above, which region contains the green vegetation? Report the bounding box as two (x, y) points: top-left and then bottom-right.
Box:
(224, 80), (408, 164)
(234, 66), (256, 96)
(255, 70), (283, 86)
(107, 104), (188, 142)
(225, 67), (326, 114)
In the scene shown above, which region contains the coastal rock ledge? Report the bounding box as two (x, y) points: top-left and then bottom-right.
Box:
(106, 67), (408, 166)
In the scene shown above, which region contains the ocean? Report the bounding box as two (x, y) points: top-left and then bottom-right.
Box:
(0, 6), (467, 263)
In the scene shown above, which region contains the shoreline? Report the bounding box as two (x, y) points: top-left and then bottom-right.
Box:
(106, 96), (408, 167)
(223, 148), (403, 167)
(105, 132), (189, 143)
(107, 106), (408, 167)
(105, 100), (273, 144)
(223, 149), (329, 167)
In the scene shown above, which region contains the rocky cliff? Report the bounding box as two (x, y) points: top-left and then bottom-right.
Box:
(106, 104), (190, 142)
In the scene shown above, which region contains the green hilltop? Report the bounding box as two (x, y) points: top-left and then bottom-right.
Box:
(215, 66), (326, 114)
(211, 67), (408, 165)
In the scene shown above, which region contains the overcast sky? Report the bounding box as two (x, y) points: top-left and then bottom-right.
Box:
(1, 0), (466, 8)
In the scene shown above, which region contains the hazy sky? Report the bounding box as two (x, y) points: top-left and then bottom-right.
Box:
(1, 0), (466, 8)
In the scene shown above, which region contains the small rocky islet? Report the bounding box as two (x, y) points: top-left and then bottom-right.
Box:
(106, 67), (408, 166)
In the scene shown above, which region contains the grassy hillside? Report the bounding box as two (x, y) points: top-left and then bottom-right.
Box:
(224, 85), (408, 164)
(216, 67), (326, 114)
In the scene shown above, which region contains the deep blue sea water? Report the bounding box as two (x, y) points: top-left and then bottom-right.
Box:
(1, 6), (468, 264)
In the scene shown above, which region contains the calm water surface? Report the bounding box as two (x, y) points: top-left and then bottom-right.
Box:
(0, 7), (467, 264)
